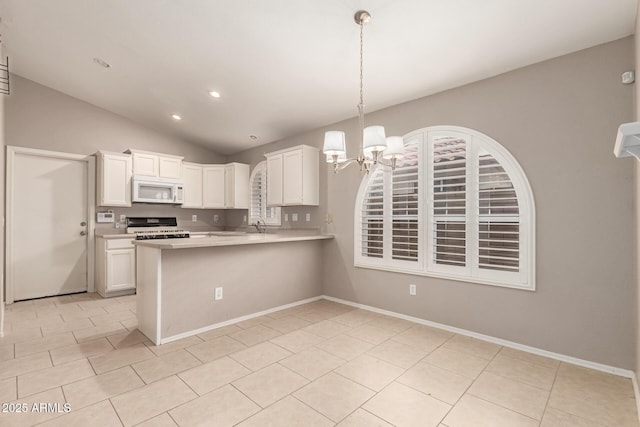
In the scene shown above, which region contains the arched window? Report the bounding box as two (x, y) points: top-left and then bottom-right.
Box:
(249, 161), (281, 226)
(355, 126), (535, 290)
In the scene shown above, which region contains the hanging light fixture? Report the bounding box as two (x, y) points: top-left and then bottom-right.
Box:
(323, 10), (404, 173)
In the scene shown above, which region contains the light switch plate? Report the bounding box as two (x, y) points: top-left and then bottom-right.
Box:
(284, 213), (289, 222)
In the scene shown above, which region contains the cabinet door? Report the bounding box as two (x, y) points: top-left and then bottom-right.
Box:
(203, 166), (225, 208)
(283, 150), (303, 205)
(159, 156), (182, 179)
(224, 165), (234, 208)
(266, 154), (283, 206)
(182, 164), (203, 208)
(98, 153), (132, 207)
(232, 164), (249, 209)
(223, 164), (250, 209)
(132, 153), (159, 177)
(106, 249), (135, 292)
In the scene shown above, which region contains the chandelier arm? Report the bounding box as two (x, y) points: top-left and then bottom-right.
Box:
(331, 158), (361, 173)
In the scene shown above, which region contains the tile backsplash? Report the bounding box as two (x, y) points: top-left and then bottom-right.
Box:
(94, 205), (227, 232)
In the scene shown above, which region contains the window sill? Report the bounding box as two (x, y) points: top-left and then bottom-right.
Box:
(354, 261), (535, 291)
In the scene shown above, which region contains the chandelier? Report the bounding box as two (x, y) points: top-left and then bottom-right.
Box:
(323, 10), (404, 173)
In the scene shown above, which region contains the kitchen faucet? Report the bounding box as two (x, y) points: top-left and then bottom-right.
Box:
(254, 219), (266, 234)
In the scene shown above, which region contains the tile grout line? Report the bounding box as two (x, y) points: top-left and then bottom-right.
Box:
(289, 393), (338, 425)
(538, 360), (561, 423)
(107, 398), (126, 427)
(433, 338), (503, 424)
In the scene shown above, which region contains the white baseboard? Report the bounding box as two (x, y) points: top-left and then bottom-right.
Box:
(161, 292), (635, 382)
(322, 295), (635, 379)
(160, 295), (324, 344)
(632, 372), (640, 423)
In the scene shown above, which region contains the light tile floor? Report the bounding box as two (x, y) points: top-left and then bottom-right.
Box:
(0, 293), (638, 426)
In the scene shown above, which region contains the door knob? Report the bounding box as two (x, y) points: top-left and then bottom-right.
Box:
(80, 231), (87, 236)
(80, 221), (87, 226)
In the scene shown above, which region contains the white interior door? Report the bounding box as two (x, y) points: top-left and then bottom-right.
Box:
(6, 147), (95, 302)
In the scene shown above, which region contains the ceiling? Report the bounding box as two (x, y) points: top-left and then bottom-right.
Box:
(0, 1), (637, 155)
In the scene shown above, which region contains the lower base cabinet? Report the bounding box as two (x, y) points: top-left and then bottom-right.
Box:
(96, 237), (136, 297)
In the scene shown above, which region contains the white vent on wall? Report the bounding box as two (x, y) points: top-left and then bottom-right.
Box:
(614, 122), (640, 160)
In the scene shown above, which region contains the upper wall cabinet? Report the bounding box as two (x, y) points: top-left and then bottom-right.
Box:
(225, 163), (250, 209)
(127, 149), (183, 179)
(265, 145), (319, 206)
(182, 162), (204, 208)
(96, 151), (132, 207)
(203, 165), (226, 208)
(181, 162), (250, 209)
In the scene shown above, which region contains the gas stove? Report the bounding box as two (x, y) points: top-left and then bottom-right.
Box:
(126, 217), (190, 240)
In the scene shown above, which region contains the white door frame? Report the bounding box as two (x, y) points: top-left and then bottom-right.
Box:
(5, 146), (96, 304)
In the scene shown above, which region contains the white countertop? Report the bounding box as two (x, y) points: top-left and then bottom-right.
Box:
(133, 233), (333, 249)
(95, 231), (134, 239)
(95, 229), (224, 239)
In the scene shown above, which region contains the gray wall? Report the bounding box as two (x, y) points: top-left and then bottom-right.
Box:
(231, 37), (636, 369)
(0, 44), (5, 334)
(160, 240), (326, 338)
(5, 74), (228, 228)
(6, 74), (225, 162)
(634, 7), (640, 377)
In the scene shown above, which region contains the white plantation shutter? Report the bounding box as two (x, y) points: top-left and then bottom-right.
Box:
(361, 169), (385, 258)
(391, 139), (419, 262)
(249, 162), (281, 226)
(431, 136), (468, 270)
(356, 126), (534, 290)
(249, 166), (264, 225)
(477, 152), (520, 272)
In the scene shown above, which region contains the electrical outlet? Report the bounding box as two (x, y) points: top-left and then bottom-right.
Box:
(409, 284), (417, 296)
(306, 213), (311, 222)
(243, 215), (247, 223)
(284, 213), (289, 222)
(213, 214), (220, 224)
(214, 287), (223, 300)
(292, 213), (298, 222)
(119, 214), (126, 223)
(192, 214), (197, 222)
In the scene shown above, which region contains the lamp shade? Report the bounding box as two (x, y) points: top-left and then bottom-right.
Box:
(326, 152), (347, 163)
(383, 136), (404, 159)
(363, 126), (387, 153)
(323, 131), (346, 155)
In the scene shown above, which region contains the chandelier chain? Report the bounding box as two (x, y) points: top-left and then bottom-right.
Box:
(359, 18), (364, 109)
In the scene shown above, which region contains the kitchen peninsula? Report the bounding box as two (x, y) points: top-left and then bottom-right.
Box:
(135, 232), (333, 344)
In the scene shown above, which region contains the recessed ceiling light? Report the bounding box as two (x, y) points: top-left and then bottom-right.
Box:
(171, 114), (182, 121)
(209, 91), (221, 98)
(93, 57), (111, 68)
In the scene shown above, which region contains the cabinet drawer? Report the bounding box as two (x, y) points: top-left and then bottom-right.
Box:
(106, 238), (135, 250)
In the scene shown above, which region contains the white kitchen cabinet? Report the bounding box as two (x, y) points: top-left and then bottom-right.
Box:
(128, 149), (183, 179)
(265, 145), (319, 206)
(131, 151), (158, 177)
(203, 165), (225, 208)
(96, 237), (136, 297)
(225, 163), (250, 209)
(182, 162), (204, 208)
(96, 151), (132, 207)
(266, 154), (283, 206)
(159, 156), (182, 179)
